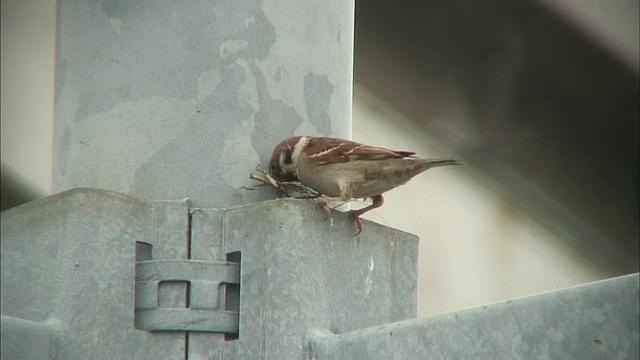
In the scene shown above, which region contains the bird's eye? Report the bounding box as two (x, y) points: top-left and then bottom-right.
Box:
(269, 161), (278, 173)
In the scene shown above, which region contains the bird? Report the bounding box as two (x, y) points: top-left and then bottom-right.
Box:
(268, 136), (460, 235)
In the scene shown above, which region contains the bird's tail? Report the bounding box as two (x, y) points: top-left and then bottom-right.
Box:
(418, 159), (461, 170)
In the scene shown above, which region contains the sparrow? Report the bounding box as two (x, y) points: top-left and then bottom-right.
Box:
(269, 136), (460, 235)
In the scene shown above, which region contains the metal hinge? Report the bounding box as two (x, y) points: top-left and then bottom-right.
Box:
(134, 254), (240, 334)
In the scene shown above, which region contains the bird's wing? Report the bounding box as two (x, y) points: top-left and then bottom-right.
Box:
(306, 137), (415, 165)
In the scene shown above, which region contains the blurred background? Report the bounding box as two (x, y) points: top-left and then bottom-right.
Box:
(2, 0), (638, 317)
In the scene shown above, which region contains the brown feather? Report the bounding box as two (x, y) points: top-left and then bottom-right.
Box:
(306, 137), (415, 165)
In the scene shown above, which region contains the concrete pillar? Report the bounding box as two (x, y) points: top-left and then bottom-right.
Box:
(54, 0), (354, 208)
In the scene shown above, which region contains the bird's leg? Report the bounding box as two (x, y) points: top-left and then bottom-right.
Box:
(348, 195), (384, 236)
(315, 196), (348, 226)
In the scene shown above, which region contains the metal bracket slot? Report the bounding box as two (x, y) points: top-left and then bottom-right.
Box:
(134, 259), (240, 333)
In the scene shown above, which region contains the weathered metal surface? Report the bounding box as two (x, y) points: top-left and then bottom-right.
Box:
(134, 260), (240, 332)
(1, 316), (56, 360)
(311, 273), (640, 360)
(1, 189), (418, 359)
(187, 198), (419, 359)
(1, 188), (190, 359)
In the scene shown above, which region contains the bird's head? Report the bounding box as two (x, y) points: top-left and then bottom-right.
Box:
(269, 136), (302, 182)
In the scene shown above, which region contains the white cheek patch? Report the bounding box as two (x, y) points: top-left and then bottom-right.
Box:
(291, 136), (310, 166)
(277, 152), (283, 170)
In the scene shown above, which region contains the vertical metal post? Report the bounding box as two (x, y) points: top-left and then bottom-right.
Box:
(53, 0), (354, 208)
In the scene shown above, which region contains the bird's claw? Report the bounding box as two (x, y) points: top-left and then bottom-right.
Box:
(348, 210), (363, 236)
(318, 200), (363, 235)
(317, 201), (334, 227)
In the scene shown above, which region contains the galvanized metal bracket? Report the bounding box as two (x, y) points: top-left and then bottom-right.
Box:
(134, 259), (240, 333)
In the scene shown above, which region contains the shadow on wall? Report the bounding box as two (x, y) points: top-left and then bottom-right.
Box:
(354, 0), (639, 273)
(1, 165), (46, 212)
